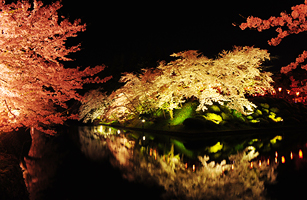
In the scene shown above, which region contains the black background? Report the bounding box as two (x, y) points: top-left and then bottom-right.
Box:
(7, 0), (307, 91)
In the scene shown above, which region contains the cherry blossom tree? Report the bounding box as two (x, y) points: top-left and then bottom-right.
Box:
(239, 0), (307, 96)
(104, 68), (161, 122)
(79, 89), (111, 123)
(82, 46), (274, 123)
(146, 47), (274, 118)
(0, 0), (111, 134)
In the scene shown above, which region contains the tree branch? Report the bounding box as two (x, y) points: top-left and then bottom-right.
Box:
(4, 100), (16, 118)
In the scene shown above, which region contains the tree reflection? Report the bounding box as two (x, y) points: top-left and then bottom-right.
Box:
(80, 126), (278, 199)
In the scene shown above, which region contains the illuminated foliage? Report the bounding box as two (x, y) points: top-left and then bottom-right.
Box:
(207, 141), (223, 153)
(270, 135), (283, 144)
(79, 89), (110, 123)
(148, 47), (274, 116)
(0, 1), (110, 134)
(239, 0), (307, 99)
(170, 101), (195, 125)
(204, 113), (223, 124)
(89, 46), (274, 123)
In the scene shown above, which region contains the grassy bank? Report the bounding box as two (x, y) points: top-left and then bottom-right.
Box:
(102, 97), (307, 134)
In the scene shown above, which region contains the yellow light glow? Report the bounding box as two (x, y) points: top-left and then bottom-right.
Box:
(299, 149), (303, 159)
(290, 152), (293, 159)
(267, 158), (270, 165)
(208, 142), (223, 153)
(98, 125), (103, 134)
(204, 113), (223, 124)
(193, 164), (195, 172)
(270, 135), (282, 144)
(259, 160), (262, 167)
(269, 113), (283, 122)
(250, 119), (260, 123)
(278, 87), (282, 92)
(281, 156), (285, 163)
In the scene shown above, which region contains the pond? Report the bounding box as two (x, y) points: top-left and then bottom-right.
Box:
(22, 125), (307, 200)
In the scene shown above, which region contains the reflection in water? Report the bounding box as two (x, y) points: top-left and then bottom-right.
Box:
(21, 125), (307, 199)
(79, 125), (279, 199)
(78, 126), (135, 167)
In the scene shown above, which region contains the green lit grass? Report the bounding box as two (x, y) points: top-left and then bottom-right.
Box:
(170, 102), (197, 126)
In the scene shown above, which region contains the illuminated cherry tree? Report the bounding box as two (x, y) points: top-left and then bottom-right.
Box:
(0, 0), (110, 134)
(145, 47), (274, 118)
(105, 68), (161, 122)
(83, 46), (274, 123)
(239, 0), (307, 96)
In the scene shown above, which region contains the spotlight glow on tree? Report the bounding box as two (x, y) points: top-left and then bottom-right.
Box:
(0, 0), (110, 134)
(81, 46), (274, 123)
(147, 47), (274, 118)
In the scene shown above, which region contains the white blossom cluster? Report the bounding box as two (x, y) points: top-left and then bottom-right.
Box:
(80, 46), (274, 123)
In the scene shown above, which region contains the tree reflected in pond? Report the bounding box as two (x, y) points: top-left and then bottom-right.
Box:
(79, 126), (278, 200)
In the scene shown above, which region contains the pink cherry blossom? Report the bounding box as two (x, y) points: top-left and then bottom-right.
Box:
(239, 1), (307, 96)
(0, 1), (110, 134)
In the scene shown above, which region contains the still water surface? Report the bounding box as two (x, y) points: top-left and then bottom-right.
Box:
(23, 125), (307, 200)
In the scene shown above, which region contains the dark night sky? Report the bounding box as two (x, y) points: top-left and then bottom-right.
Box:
(47, 0), (307, 90)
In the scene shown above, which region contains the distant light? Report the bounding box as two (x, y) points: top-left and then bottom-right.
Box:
(281, 156), (285, 163)
(142, 119), (145, 123)
(275, 151), (278, 157)
(296, 91), (300, 96)
(150, 148), (152, 156)
(154, 149), (157, 160)
(259, 160), (262, 167)
(250, 162), (253, 169)
(299, 149), (303, 159)
(287, 90), (290, 94)
(143, 136), (146, 140)
(117, 130), (120, 134)
(290, 152), (293, 160)
(275, 157), (278, 163)
(193, 164), (195, 172)
(185, 163), (188, 169)
(231, 164), (234, 170)
(98, 125), (103, 133)
(267, 158), (270, 165)
(278, 87), (282, 92)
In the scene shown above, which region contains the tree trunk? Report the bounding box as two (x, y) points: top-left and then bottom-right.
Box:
(28, 127), (47, 158)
